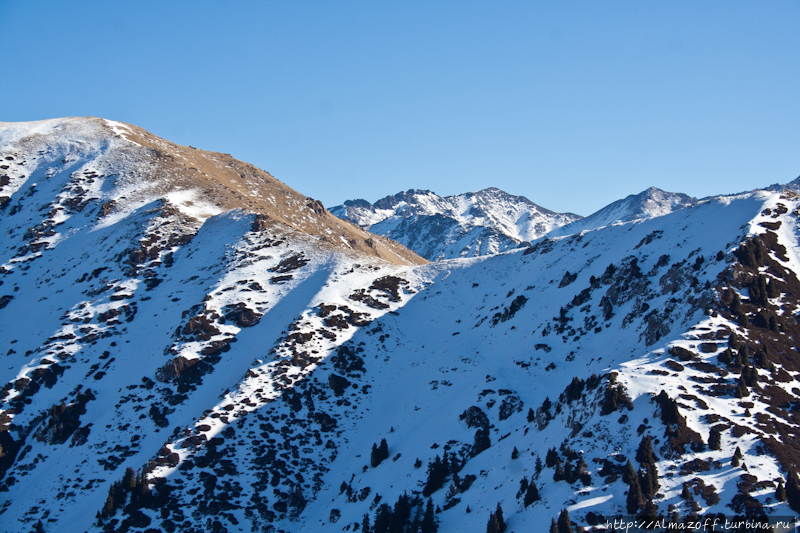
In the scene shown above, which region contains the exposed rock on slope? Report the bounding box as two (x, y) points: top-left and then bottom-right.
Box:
(331, 187), (581, 260)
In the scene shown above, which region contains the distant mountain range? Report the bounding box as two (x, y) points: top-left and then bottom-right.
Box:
(331, 187), (580, 260)
(332, 186), (698, 260)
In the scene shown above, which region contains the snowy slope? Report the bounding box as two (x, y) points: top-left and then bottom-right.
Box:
(548, 187), (697, 238)
(2, 119), (800, 533)
(331, 188), (581, 260)
(291, 190), (800, 532)
(0, 118), (425, 531)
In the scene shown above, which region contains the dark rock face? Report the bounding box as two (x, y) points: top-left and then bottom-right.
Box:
(223, 303), (262, 328)
(459, 406), (489, 430)
(328, 374), (351, 396)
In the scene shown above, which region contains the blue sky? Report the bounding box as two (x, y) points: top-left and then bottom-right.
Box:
(1, 1), (798, 216)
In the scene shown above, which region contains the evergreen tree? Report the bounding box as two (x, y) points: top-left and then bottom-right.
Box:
(738, 345), (750, 365)
(473, 428), (491, 456)
(557, 509), (574, 533)
(113, 480), (126, 510)
(575, 457), (588, 477)
(495, 503), (504, 532)
(626, 476), (645, 514)
(122, 466), (136, 490)
(371, 438), (390, 467)
(553, 457), (565, 482)
(524, 480), (541, 507)
(776, 480), (786, 502)
(362, 513), (371, 533)
(136, 467), (150, 504)
(102, 483), (116, 518)
(448, 451), (461, 475)
(622, 460), (637, 485)
(374, 503), (391, 533)
(423, 455), (447, 497)
(767, 278), (780, 299)
(751, 275), (769, 306)
(392, 493), (412, 531)
(549, 518), (558, 533)
(541, 397), (552, 415)
(639, 500), (659, 521)
(647, 462), (660, 498)
(753, 344), (775, 370)
(421, 499), (436, 533)
(635, 435), (657, 465)
(545, 447), (559, 468)
(379, 438), (389, 461)
(535, 456), (543, 477)
(511, 446), (519, 460)
(486, 511), (497, 533)
(563, 459), (575, 484)
(728, 333), (739, 350)
(786, 471), (800, 513)
(730, 292), (741, 314)
(654, 391), (681, 425)
(564, 377), (585, 403)
(708, 427), (722, 451)
(486, 503), (506, 533)
(639, 462), (659, 500)
(742, 365), (759, 388)
(371, 443), (381, 468)
(732, 447), (743, 467)
(735, 376), (749, 398)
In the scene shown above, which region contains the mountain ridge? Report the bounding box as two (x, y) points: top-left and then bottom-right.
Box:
(331, 187), (581, 260)
(2, 118), (800, 532)
(0, 116), (426, 266)
(547, 186), (699, 237)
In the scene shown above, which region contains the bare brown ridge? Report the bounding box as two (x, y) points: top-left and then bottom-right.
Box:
(85, 117), (427, 266)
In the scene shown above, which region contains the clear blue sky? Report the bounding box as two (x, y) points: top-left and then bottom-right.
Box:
(1, 1), (798, 216)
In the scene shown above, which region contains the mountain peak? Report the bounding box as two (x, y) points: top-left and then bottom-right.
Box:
(549, 186), (697, 237)
(0, 117), (426, 266)
(330, 187), (581, 260)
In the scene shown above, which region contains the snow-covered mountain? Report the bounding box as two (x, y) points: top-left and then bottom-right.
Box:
(3, 118), (800, 533)
(548, 187), (698, 237)
(330, 188), (581, 260)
